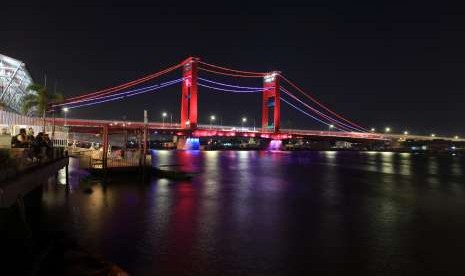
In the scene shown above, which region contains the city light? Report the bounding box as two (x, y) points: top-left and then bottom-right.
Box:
(404, 131), (409, 135)
(62, 107), (69, 112)
(455, 136), (459, 139)
(431, 133), (436, 137)
(385, 127), (391, 133)
(162, 112), (167, 127)
(242, 117), (247, 123)
(370, 128), (376, 132)
(210, 115), (216, 129)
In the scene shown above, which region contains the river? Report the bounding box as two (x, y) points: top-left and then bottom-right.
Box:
(41, 151), (465, 275)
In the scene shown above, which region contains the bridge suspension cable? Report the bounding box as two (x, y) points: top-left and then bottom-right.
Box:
(279, 74), (368, 132)
(198, 67), (266, 78)
(198, 61), (267, 76)
(280, 97), (344, 130)
(198, 83), (265, 93)
(280, 87), (365, 132)
(63, 78), (184, 110)
(53, 62), (184, 108)
(198, 77), (264, 90)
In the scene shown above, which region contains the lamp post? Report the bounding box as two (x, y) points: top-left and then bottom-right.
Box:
(385, 127), (391, 133)
(404, 131), (409, 136)
(63, 107), (69, 127)
(210, 115), (216, 129)
(62, 107), (69, 141)
(370, 128), (376, 133)
(241, 117), (247, 131)
(329, 124), (334, 132)
(162, 112), (167, 127)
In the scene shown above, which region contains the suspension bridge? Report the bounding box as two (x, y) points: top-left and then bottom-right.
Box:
(45, 57), (398, 149)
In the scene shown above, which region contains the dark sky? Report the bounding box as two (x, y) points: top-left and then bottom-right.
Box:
(2, 1), (464, 136)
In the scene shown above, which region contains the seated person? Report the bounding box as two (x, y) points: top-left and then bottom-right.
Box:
(11, 128), (29, 148)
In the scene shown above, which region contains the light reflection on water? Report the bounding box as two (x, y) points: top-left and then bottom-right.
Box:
(41, 151), (465, 275)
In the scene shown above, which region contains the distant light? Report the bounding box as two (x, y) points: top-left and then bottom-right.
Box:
(385, 127), (391, 133)
(329, 124), (334, 129)
(185, 120), (190, 125)
(162, 112), (167, 117)
(62, 107), (69, 112)
(370, 128), (376, 132)
(242, 117), (247, 122)
(451, 146), (456, 150)
(431, 133), (436, 137)
(210, 115), (216, 121)
(455, 136), (459, 139)
(404, 131), (409, 135)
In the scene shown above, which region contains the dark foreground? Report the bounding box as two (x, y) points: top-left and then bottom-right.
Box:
(38, 151), (465, 275)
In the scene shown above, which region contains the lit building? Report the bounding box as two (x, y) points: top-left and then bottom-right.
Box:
(0, 54), (34, 114)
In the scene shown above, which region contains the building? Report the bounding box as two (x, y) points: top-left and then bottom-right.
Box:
(0, 54), (34, 114)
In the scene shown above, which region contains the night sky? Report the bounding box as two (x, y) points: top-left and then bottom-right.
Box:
(2, 1), (464, 136)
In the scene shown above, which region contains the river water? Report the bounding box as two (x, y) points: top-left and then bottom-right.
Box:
(41, 151), (465, 275)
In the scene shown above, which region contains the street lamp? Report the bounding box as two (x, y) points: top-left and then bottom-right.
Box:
(371, 128), (376, 132)
(455, 135), (460, 140)
(329, 124), (334, 132)
(404, 131), (409, 135)
(62, 107), (69, 126)
(210, 115), (216, 129)
(241, 117), (247, 130)
(162, 112), (167, 127)
(431, 133), (436, 138)
(385, 127), (391, 133)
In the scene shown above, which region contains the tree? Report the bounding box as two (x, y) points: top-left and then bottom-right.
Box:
(22, 83), (63, 132)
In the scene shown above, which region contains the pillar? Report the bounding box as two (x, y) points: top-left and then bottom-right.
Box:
(262, 72), (280, 132)
(181, 57), (199, 129)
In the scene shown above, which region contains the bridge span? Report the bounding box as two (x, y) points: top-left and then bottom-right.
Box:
(48, 117), (464, 143)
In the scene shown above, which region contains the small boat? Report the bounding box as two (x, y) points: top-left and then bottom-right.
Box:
(152, 167), (194, 180)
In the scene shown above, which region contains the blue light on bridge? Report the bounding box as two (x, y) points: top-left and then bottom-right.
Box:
(185, 137), (200, 150)
(268, 139), (282, 151)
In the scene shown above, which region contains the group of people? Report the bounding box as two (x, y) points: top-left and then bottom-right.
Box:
(11, 127), (54, 161)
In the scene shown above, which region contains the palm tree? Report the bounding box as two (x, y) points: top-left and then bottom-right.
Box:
(22, 83), (63, 132)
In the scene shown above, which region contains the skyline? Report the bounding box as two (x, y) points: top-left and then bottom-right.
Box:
(2, 1), (463, 136)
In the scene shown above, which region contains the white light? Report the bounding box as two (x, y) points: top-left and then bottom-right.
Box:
(242, 117), (247, 122)
(210, 115), (216, 121)
(431, 134), (436, 137)
(371, 128), (376, 132)
(385, 127), (391, 133)
(162, 112), (167, 117)
(404, 131), (409, 135)
(454, 136), (459, 139)
(185, 120), (190, 125)
(329, 124), (334, 129)
(62, 107), (69, 112)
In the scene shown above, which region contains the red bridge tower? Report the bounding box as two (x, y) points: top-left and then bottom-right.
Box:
(262, 72), (280, 132)
(181, 57), (199, 129)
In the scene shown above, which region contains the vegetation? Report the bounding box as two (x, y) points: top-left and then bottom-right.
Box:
(22, 83), (63, 131)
